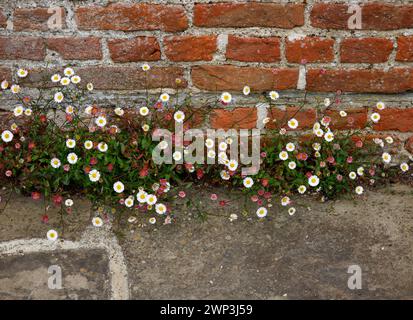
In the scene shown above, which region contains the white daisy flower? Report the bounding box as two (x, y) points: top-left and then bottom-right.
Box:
(51, 74), (61, 83)
(1, 130), (13, 143)
(308, 175), (320, 187)
(51, 158), (61, 169)
(340, 110), (347, 117)
(382, 152), (391, 164)
(84, 140), (93, 150)
(324, 98), (331, 107)
(400, 162), (409, 172)
(17, 68), (28, 78)
(11, 84), (20, 94)
(87, 83), (94, 91)
(279, 151), (288, 161)
(92, 217), (103, 227)
(64, 67), (75, 77)
(313, 143), (321, 151)
(281, 196), (290, 206)
(66, 139), (75, 149)
(174, 111), (185, 123)
(65, 105), (74, 114)
(349, 172), (357, 180)
(139, 106), (149, 116)
(227, 159), (238, 171)
(218, 142), (228, 152)
(269, 91), (279, 100)
(376, 102), (385, 110)
(13, 106), (24, 117)
(385, 136), (393, 144)
(125, 196), (134, 208)
(88, 169), (101, 182)
(220, 92), (232, 104)
(155, 203), (167, 215)
(1, 80), (9, 90)
(371, 112), (381, 123)
(142, 63), (150, 71)
(173, 151), (182, 161)
(355, 186), (364, 195)
(287, 118), (298, 129)
(54, 92), (64, 103)
(160, 93), (170, 103)
(149, 217), (156, 224)
(67, 152), (78, 164)
(207, 149), (216, 158)
(147, 194), (157, 205)
(205, 138), (214, 148)
(95, 116), (107, 127)
(114, 107), (124, 116)
(324, 131), (334, 142)
(243, 177), (254, 188)
(47, 229), (58, 241)
(98, 142), (108, 152)
(113, 181), (125, 193)
(288, 207), (296, 216)
(137, 190), (148, 203)
(220, 170), (230, 180)
(243, 86), (250, 95)
(71, 75), (81, 84)
(60, 77), (70, 86)
(256, 207), (268, 218)
(288, 161), (296, 170)
(357, 167), (364, 176)
(65, 199), (74, 207)
(142, 124), (150, 132)
(286, 142), (295, 152)
(298, 185), (306, 194)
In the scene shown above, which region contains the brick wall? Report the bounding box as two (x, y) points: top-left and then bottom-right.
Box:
(0, 1), (413, 152)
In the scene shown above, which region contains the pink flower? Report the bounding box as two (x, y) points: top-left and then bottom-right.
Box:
(178, 191), (186, 198)
(320, 161), (326, 168)
(355, 140), (363, 148)
(327, 156), (335, 164)
(251, 195), (259, 202)
(52, 195), (63, 206)
(337, 174), (343, 182)
(210, 193), (218, 201)
(5, 170), (12, 177)
(369, 168), (375, 176)
(31, 192), (41, 200)
(15, 143), (21, 149)
(219, 200), (227, 207)
(63, 164), (70, 172)
(41, 214), (49, 224)
(90, 157), (98, 165)
(257, 200), (263, 206)
(261, 178), (269, 187)
(347, 156), (353, 164)
(260, 152), (267, 158)
(196, 168), (204, 180)
(107, 163), (114, 172)
(264, 192), (271, 199)
(258, 189), (265, 196)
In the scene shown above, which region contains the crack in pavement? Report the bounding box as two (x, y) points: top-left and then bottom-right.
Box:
(0, 224), (130, 300)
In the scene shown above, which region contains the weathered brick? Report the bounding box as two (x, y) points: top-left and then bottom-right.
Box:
(47, 37), (102, 60)
(324, 108), (368, 130)
(108, 37), (160, 62)
(75, 3), (188, 32)
(311, 3), (413, 30)
(306, 68), (413, 93)
(267, 107), (316, 130)
(340, 38), (393, 63)
(192, 66), (298, 91)
(226, 36), (280, 63)
(210, 108), (257, 129)
(20, 66), (186, 90)
(373, 109), (413, 132)
(405, 136), (413, 153)
(285, 37), (334, 63)
(14, 7), (66, 31)
(0, 10), (7, 28)
(0, 67), (11, 82)
(164, 36), (217, 62)
(194, 3), (304, 28)
(396, 36), (413, 62)
(0, 37), (45, 61)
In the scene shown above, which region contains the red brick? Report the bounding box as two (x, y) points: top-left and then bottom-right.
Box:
(108, 37), (160, 62)
(194, 3), (304, 28)
(75, 3), (188, 32)
(267, 107), (316, 131)
(0, 10), (7, 28)
(324, 108), (367, 130)
(306, 68), (413, 93)
(192, 66), (298, 91)
(164, 36), (217, 62)
(210, 108), (257, 129)
(340, 38), (393, 63)
(373, 109), (413, 132)
(311, 3), (413, 30)
(14, 7), (66, 31)
(285, 37), (334, 63)
(406, 136), (413, 153)
(0, 37), (45, 61)
(396, 36), (413, 62)
(47, 37), (102, 60)
(226, 36), (280, 63)
(20, 66), (186, 90)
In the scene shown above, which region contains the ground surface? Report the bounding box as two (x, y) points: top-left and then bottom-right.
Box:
(0, 184), (412, 299)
